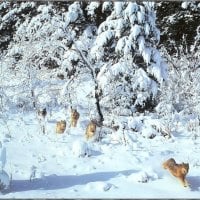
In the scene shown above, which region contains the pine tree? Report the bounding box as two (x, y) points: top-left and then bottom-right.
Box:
(89, 2), (167, 117)
(1, 2), (74, 110)
(0, 1), (40, 53)
(0, 2), (167, 124)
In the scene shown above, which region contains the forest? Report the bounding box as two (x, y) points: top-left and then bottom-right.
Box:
(0, 1), (200, 198)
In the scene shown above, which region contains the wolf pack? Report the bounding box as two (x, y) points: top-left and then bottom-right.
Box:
(37, 108), (191, 188)
(37, 107), (97, 141)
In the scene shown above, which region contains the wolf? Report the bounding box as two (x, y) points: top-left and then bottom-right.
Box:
(162, 158), (190, 187)
(70, 109), (80, 127)
(56, 120), (66, 134)
(85, 120), (96, 140)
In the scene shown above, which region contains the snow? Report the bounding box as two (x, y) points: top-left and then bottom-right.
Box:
(115, 36), (127, 54)
(98, 21), (107, 35)
(64, 2), (82, 26)
(91, 30), (114, 60)
(137, 11), (145, 24)
(97, 64), (109, 89)
(102, 2), (113, 13)
(144, 23), (150, 36)
(130, 24), (141, 40)
(125, 2), (138, 17)
(0, 102), (199, 197)
(127, 171), (149, 183)
(115, 18), (125, 38)
(86, 2), (100, 17)
(1, 1), (200, 198)
(114, 2), (124, 17)
(181, 2), (189, 9)
(109, 62), (127, 76)
(72, 140), (91, 158)
(133, 68), (152, 91)
(138, 36), (145, 53)
(124, 40), (132, 55)
(142, 47), (152, 64)
(0, 146), (6, 170)
(95, 30), (114, 47)
(129, 14), (137, 24)
(149, 63), (162, 83)
(0, 170), (10, 191)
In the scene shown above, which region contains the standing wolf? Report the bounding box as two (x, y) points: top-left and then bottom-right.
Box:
(85, 120), (97, 140)
(70, 109), (80, 127)
(56, 120), (66, 134)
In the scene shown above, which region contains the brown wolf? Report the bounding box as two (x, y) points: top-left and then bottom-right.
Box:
(162, 158), (190, 187)
(56, 120), (66, 134)
(85, 120), (96, 140)
(70, 109), (80, 127)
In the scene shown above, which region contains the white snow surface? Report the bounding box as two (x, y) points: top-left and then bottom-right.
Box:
(0, 107), (200, 198)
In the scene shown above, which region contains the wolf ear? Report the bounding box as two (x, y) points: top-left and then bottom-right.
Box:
(183, 163), (189, 167)
(181, 167), (187, 174)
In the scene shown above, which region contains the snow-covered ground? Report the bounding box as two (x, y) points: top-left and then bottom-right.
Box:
(1, 1), (200, 198)
(0, 107), (200, 198)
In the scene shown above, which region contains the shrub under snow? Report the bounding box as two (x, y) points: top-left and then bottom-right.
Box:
(127, 169), (158, 183)
(72, 140), (91, 157)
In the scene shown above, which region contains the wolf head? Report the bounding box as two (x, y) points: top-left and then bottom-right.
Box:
(181, 163), (189, 175)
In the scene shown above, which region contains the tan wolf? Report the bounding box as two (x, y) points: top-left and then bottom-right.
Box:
(162, 158), (190, 187)
(56, 120), (66, 134)
(70, 109), (80, 127)
(85, 120), (96, 140)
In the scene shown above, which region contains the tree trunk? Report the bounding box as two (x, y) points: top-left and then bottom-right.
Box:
(95, 85), (104, 125)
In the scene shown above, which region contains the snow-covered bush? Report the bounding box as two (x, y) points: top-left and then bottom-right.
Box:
(85, 181), (112, 192)
(133, 171), (149, 183)
(156, 28), (200, 137)
(127, 169), (158, 183)
(158, 43), (200, 117)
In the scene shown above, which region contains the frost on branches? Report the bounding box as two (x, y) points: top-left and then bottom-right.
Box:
(90, 2), (167, 117)
(0, 2), (88, 111)
(0, 1), (169, 133)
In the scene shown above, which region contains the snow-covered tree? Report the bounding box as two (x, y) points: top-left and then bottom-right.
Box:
(89, 2), (167, 118)
(1, 1), (168, 130)
(0, 1), (96, 124)
(156, 1), (200, 55)
(0, 2), (40, 53)
(1, 2), (70, 111)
